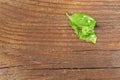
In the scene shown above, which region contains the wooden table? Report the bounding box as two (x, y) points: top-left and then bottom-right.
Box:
(0, 0), (120, 80)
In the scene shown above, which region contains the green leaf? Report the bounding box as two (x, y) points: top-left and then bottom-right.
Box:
(66, 12), (97, 44)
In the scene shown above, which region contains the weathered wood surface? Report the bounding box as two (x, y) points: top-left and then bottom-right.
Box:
(0, 0), (120, 80)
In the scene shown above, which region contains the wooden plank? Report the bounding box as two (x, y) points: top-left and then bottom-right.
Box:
(0, 68), (120, 80)
(1, 48), (120, 69)
(0, 0), (120, 80)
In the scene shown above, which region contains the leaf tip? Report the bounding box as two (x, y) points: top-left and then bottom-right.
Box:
(91, 38), (97, 44)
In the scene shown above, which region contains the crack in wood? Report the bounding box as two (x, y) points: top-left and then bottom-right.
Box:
(0, 65), (23, 69)
(24, 67), (120, 71)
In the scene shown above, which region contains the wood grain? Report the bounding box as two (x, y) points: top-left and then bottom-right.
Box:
(0, 0), (120, 80)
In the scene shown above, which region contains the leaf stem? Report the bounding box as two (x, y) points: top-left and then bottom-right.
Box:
(66, 12), (70, 19)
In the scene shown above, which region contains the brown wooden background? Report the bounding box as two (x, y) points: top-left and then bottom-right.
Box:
(0, 0), (120, 80)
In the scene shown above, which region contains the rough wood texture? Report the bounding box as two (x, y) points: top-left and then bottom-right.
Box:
(0, 0), (120, 80)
